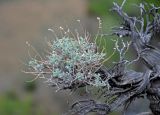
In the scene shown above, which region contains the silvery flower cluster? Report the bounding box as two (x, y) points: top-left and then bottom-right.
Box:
(28, 36), (107, 90)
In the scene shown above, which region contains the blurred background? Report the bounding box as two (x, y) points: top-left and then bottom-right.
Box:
(0, 0), (159, 115)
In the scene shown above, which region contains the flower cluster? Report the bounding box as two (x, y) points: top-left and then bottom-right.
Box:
(27, 35), (107, 90)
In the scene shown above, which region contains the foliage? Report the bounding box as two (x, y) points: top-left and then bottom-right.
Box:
(24, 81), (37, 92)
(88, 0), (140, 16)
(0, 93), (41, 115)
(88, 0), (111, 16)
(27, 34), (111, 90)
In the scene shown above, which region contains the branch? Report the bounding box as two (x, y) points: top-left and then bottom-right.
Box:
(70, 100), (110, 115)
